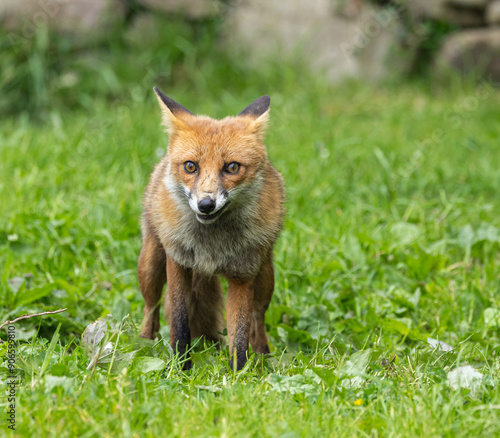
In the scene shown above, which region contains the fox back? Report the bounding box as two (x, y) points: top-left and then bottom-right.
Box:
(138, 88), (285, 371)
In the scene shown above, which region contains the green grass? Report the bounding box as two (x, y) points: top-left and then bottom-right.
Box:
(2, 30), (500, 435)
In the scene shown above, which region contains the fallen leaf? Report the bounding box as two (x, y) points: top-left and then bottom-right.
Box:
(447, 365), (483, 392)
(427, 337), (454, 352)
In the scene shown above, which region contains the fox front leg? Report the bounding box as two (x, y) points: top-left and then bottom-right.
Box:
(138, 229), (166, 340)
(166, 257), (193, 370)
(226, 278), (254, 371)
(250, 254), (274, 354)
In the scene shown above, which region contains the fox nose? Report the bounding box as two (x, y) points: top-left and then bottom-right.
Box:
(198, 198), (216, 214)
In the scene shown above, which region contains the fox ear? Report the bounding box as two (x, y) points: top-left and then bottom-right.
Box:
(239, 95), (270, 140)
(238, 95), (270, 118)
(153, 87), (192, 134)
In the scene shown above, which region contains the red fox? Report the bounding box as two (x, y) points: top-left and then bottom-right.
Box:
(138, 87), (285, 370)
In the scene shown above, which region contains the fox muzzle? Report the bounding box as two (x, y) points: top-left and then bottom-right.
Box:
(198, 198), (216, 214)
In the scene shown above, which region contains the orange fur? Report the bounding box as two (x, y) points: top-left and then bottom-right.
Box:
(138, 89), (285, 370)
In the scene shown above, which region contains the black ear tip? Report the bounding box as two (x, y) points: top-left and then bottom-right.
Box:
(254, 95), (270, 108)
(238, 94), (271, 117)
(153, 86), (164, 100)
(153, 87), (193, 115)
(153, 86), (164, 97)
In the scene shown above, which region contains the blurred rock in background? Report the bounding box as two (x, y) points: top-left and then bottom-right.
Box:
(428, 0), (500, 81)
(137, 0), (220, 19)
(0, 0), (127, 44)
(224, 0), (408, 82)
(407, 0), (486, 27)
(436, 28), (500, 82)
(487, 1), (500, 25)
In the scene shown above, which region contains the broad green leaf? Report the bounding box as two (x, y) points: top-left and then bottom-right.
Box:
(382, 319), (410, 336)
(267, 374), (321, 397)
(277, 324), (313, 345)
(45, 376), (74, 393)
(343, 233), (366, 266)
(134, 357), (166, 374)
(14, 283), (56, 307)
(312, 367), (336, 387)
(340, 349), (372, 376)
(40, 323), (61, 377)
(389, 222), (420, 249)
(483, 308), (500, 328)
(457, 224), (474, 249)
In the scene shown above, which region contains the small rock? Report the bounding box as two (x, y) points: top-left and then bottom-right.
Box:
(436, 28), (500, 81)
(408, 0), (484, 27)
(1, 0), (126, 44)
(486, 1), (500, 25)
(446, 0), (489, 9)
(137, 0), (220, 19)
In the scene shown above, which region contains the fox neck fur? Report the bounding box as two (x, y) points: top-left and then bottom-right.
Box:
(143, 156), (284, 279)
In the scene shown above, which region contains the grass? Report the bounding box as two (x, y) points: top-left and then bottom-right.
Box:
(2, 21), (500, 436)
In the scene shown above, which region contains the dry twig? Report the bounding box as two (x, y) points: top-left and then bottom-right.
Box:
(0, 308), (68, 334)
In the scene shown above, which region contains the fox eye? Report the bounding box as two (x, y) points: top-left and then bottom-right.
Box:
(225, 162), (241, 175)
(184, 161), (197, 174)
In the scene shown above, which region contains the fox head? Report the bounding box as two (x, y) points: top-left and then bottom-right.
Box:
(154, 87), (271, 224)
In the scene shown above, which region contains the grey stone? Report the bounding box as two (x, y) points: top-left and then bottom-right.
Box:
(408, 0), (484, 27)
(486, 1), (500, 25)
(224, 0), (411, 83)
(137, 0), (220, 19)
(445, 0), (489, 8)
(1, 0), (126, 43)
(436, 28), (500, 81)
